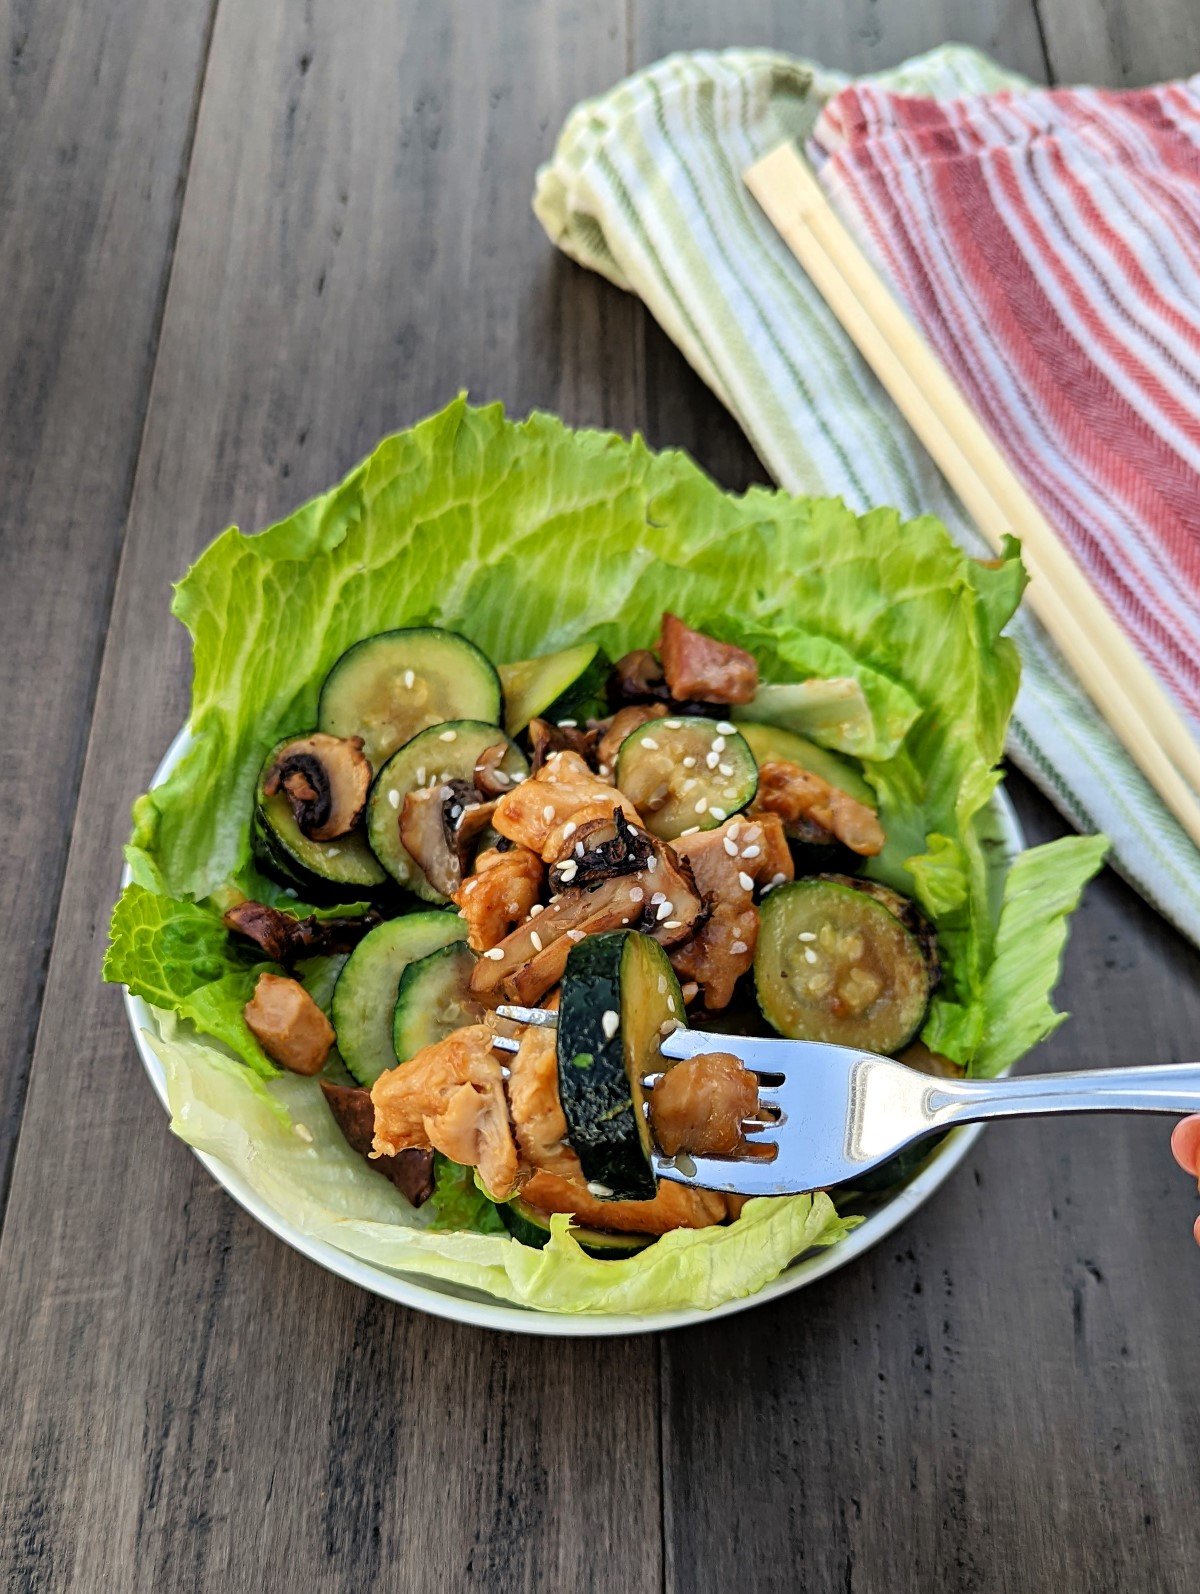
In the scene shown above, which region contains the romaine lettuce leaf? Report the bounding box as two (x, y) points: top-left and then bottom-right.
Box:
(106, 398), (1107, 1314)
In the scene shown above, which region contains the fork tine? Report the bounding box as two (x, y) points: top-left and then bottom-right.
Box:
(496, 1003), (558, 1028)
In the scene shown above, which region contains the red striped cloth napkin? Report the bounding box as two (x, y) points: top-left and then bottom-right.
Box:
(811, 78), (1200, 724)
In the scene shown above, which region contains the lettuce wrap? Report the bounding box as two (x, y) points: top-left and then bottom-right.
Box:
(104, 397), (1106, 1315)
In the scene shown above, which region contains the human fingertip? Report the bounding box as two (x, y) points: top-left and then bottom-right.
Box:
(1170, 1116), (1200, 1176)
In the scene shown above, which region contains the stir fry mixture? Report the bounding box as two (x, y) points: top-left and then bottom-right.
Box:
(224, 615), (944, 1253)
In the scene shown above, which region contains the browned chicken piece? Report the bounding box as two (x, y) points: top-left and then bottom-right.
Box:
(594, 702), (669, 772)
(224, 899), (381, 963)
(470, 815), (704, 1007)
(491, 750), (637, 855)
(320, 1082), (435, 1206)
(650, 1052), (760, 1157)
(659, 613), (758, 705)
(454, 846), (544, 951)
(520, 1170), (727, 1235)
(243, 971), (335, 1075)
(371, 1024), (520, 1200)
(753, 760), (884, 856)
(505, 1021), (579, 1180)
(670, 814), (794, 1009)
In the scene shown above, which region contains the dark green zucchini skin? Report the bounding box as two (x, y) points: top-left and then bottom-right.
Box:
(557, 930), (680, 1202)
(499, 1198), (653, 1257)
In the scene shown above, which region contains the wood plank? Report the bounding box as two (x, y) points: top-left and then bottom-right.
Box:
(0, 0), (217, 1208)
(631, 7), (1200, 1591)
(1037, 0), (1200, 87)
(0, 3), (657, 1590)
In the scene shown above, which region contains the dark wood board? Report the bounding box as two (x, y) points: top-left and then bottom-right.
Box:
(0, 0), (217, 1210)
(4, 1), (1200, 1590)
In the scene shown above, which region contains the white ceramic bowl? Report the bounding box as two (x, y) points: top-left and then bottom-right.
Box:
(123, 729), (1022, 1336)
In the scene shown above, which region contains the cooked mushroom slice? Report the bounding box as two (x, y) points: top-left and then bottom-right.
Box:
(262, 732), (371, 842)
(608, 648), (670, 708)
(474, 740), (522, 797)
(547, 808), (654, 891)
(320, 1081), (435, 1206)
(399, 779), (497, 899)
(223, 900), (381, 963)
(526, 717), (596, 774)
(243, 971), (335, 1075)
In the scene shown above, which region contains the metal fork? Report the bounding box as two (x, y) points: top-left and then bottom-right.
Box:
(495, 1005), (1200, 1195)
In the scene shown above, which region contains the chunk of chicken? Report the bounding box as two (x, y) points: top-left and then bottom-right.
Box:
(519, 1170), (727, 1235)
(454, 846), (544, 951)
(753, 760), (884, 856)
(659, 613), (758, 705)
(491, 750), (637, 856)
(243, 972), (334, 1075)
(670, 814), (794, 1008)
(371, 1024), (519, 1200)
(649, 1052), (760, 1157)
(505, 1019), (579, 1179)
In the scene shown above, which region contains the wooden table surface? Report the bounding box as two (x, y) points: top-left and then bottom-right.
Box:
(4, 2), (1200, 1589)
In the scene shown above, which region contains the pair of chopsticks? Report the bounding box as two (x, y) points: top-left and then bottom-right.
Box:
(744, 142), (1200, 851)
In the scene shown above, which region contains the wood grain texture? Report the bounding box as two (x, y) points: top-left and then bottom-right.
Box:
(0, 0), (216, 1209)
(1037, 0), (1200, 86)
(0, 4), (657, 1591)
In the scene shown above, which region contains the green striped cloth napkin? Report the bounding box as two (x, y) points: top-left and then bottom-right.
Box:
(534, 43), (1200, 947)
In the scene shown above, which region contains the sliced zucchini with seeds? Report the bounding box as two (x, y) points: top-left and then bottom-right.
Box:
(392, 941), (484, 1063)
(331, 912), (467, 1086)
(366, 720), (528, 901)
(615, 716), (757, 841)
(253, 736), (387, 902)
(754, 878), (935, 1054)
(557, 929), (683, 1201)
(318, 628), (501, 769)
(499, 1197), (654, 1257)
(499, 642), (610, 736)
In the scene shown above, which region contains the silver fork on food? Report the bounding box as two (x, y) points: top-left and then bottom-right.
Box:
(494, 1005), (1200, 1195)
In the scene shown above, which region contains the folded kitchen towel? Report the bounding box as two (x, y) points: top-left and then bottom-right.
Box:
(534, 44), (1200, 947)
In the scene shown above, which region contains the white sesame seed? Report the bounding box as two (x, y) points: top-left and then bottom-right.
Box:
(797, 931), (816, 942)
(449, 804), (462, 819)
(416, 766), (427, 786)
(464, 879), (478, 893)
(804, 948), (818, 964)
(562, 821), (577, 839)
(542, 805), (555, 822)
(499, 1065), (511, 1080)
(723, 836), (739, 856)
(567, 929), (585, 942)
(680, 825), (701, 836)
(716, 721), (735, 735)
(742, 844), (761, 859)
(666, 995), (677, 1013)
(712, 736), (726, 752)
(388, 789), (400, 809)
(530, 930), (543, 952)
(728, 822), (740, 839)
(718, 762), (734, 777)
(681, 778), (697, 794)
(646, 854), (658, 871)
(403, 668), (416, 689)
(598, 763), (610, 777)
(529, 903), (544, 916)
(558, 719), (578, 728)
(730, 940), (749, 955)
(629, 886), (644, 902)
(640, 737), (660, 750)
(575, 841), (585, 857)
(657, 975), (667, 994)
(656, 899), (675, 921)
(770, 871), (787, 885)
(664, 719), (682, 729)
(601, 1009), (620, 1039)
(439, 729), (457, 742)
(587, 1180), (614, 1198)
(705, 751), (720, 770)
(682, 756), (697, 769)
(710, 806), (726, 820)
(651, 891), (665, 906)
(484, 947), (504, 960)
(293, 1122), (314, 1144)
(326, 847), (340, 857)
(558, 860), (578, 882)
(283, 888), (298, 898)
(694, 797), (708, 813)
(738, 871), (754, 892)
(663, 921), (682, 930)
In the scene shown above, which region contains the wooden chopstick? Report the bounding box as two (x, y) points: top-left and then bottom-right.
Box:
(744, 141), (1200, 851)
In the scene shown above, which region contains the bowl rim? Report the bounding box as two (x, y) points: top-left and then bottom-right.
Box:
(122, 727), (1022, 1337)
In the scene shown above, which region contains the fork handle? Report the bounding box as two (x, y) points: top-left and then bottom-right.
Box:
(929, 1062), (1200, 1127)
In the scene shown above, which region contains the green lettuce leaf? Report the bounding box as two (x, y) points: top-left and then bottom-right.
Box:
(106, 398), (1106, 1315)
(106, 884), (281, 1078)
(429, 1157), (507, 1235)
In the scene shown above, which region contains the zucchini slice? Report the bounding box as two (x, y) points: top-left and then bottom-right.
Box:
(735, 720), (874, 807)
(366, 720), (528, 901)
(499, 642), (610, 736)
(754, 878), (935, 1054)
(732, 678), (874, 751)
(615, 716), (757, 841)
(253, 737), (387, 902)
(318, 628), (501, 769)
(331, 912), (467, 1086)
(557, 929), (683, 1201)
(499, 1197), (653, 1258)
(392, 941), (483, 1063)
